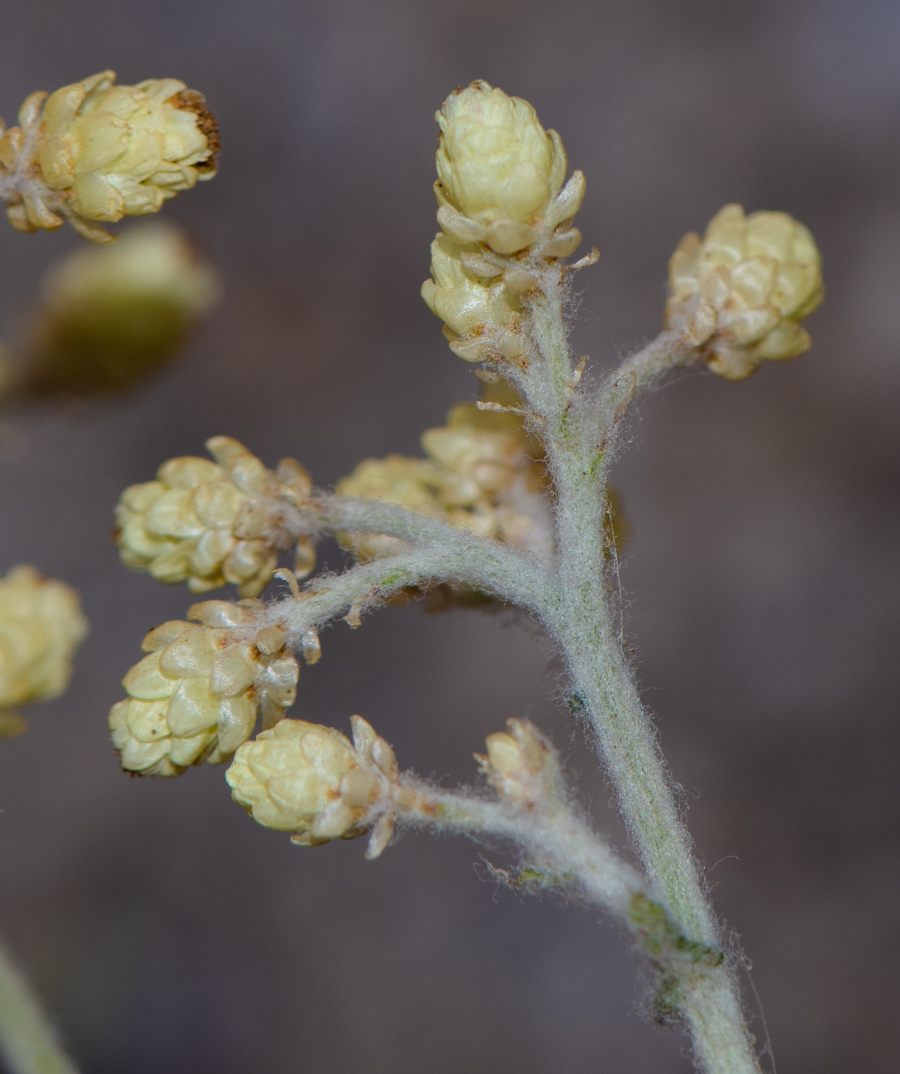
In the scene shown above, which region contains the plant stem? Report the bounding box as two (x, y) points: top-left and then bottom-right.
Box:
(0, 938), (80, 1074)
(396, 780), (646, 919)
(525, 284), (762, 1074)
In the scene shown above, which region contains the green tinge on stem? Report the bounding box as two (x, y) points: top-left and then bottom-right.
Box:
(0, 939), (80, 1074)
(521, 282), (761, 1073)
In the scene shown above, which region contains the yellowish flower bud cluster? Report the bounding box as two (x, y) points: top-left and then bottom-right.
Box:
(27, 222), (218, 394)
(109, 600), (298, 777)
(227, 714), (399, 856)
(421, 233), (528, 363)
(424, 83), (585, 363)
(665, 204), (823, 382)
(0, 70), (218, 242)
(0, 565), (88, 711)
(476, 718), (562, 810)
(115, 437), (314, 598)
(337, 402), (551, 560)
(434, 81), (584, 255)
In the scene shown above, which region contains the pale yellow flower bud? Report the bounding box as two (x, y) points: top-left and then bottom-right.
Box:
(0, 565), (88, 710)
(227, 714), (399, 853)
(109, 600), (299, 777)
(337, 399), (553, 562)
(0, 71), (218, 242)
(665, 204), (823, 381)
(477, 719), (562, 809)
(115, 437), (313, 597)
(27, 222), (218, 394)
(420, 233), (527, 363)
(434, 81), (584, 254)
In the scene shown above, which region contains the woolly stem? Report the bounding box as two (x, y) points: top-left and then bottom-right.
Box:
(520, 281), (761, 1074)
(396, 779), (645, 919)
(0, 938), (80, 1074)
(264, 530), (558, 641)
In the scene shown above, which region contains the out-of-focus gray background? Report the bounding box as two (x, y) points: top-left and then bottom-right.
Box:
(1, 1), (898, 1071)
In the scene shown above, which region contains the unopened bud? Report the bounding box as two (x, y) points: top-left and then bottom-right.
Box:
(226, 715), (397, 848)
(1, 71), (218, 241)
(665, 204), (823, 381)
(0, 565), (88, 709)
(26, 222), (218, 394)
(434, 81), (584, 255)
(476, 719), (562, 809)
(109, 601), (298, 777)
(115, 437), (313, 597)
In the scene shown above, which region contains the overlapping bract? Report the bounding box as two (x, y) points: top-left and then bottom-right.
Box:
(109, 600), (298, 777)
(424, 82), (585, 365)
(665, 204), (823, 381)
(0, 565), (88, 709)
(434, 81), (584, 255)
(337, 401), (551, 560)
(0, 70), (218, 241)
(115, 436), (314, 598)
(227, 715), (397, 851)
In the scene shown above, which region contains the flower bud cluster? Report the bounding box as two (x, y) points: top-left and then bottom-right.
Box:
(109, 600), (298, 778)
(115, 436), (314, 598)
(665, 204), (823, 381)
(433, 81), (584, 256)
(227, 714), (399, 857)
(0, 565), (88, 709)
(423, 82), (585, 364)
(28, 221), (218, 395)
(337, 402), (551, 560)
(476, 718), (563, 810)
(0, 70), (218, 242)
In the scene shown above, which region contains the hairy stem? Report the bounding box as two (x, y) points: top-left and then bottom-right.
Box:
(523, 283), (760, 1074)
(396, 780), (646, 920)
(264, 523), (558, 640)
(0, 938), (79, 1074)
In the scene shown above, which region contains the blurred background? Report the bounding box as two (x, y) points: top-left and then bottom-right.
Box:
(1, 1), (898, 1071)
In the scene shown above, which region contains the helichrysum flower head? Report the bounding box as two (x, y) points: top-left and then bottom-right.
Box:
(27, 221), (218, 394)
(0, 565), (88, 709)
(0, 70), (218, 242)
(434, 81), (584, 255)
(115, 437), (314, 597)
(665, 204), (823, 381)
(109, 600), (299, 777)
(336, 401), (552, 560)
(227, 714), (398, 853)
(476, 718), (563, 810)
(420, 233), (527, 363)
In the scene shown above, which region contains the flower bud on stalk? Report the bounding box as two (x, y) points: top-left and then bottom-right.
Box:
(433, 81), (584, 255)
(0, 566), (88, 712)
(665, 204), (823, 381)
(25, 221), (218, 395)
(115, 437), (315, 597)
(226, 714), (399, 857)
(476, 719), (564, 810)
(0, 71), (218, 241)
(423, 82), (586, 365)
(109, 600), (299, 777)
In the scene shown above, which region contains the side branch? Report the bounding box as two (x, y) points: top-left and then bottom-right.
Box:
(397, 779), (645, 919)
(264, 528), (558, 641)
